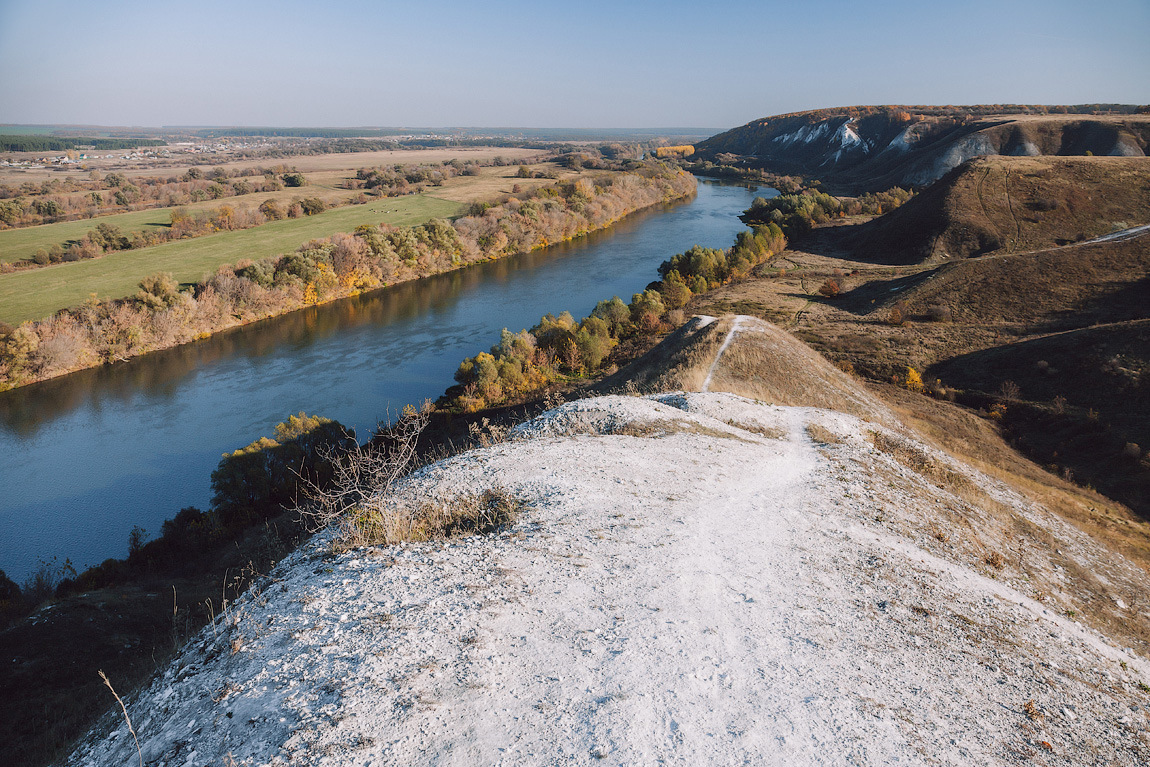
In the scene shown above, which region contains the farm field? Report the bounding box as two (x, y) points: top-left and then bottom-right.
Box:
(0, 163), (571, 264)
(0, 192), (465, 325)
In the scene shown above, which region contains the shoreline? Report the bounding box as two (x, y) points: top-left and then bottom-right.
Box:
(0, 168), (697, 393)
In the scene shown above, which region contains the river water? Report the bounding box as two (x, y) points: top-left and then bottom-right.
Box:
(0, 178), (770, 582)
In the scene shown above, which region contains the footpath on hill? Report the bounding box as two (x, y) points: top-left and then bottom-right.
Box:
(70, 391), (1150, 766)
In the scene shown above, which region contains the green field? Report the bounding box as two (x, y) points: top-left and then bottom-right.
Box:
(0, 194), (465, 324)
(0, 207), (182, 264)
(0, 180), (362, 265)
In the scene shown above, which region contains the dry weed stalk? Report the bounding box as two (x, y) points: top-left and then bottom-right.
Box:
(98, 670), (143, 767)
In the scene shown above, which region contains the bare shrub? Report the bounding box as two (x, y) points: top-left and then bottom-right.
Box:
(296, 403), (431, 543)
(997, 380), (1021, 402)
(468, 416), (510, 447)
(297, 403), (522, 548)
(926, 304), (952, 322)
(21, 557), (75, 605)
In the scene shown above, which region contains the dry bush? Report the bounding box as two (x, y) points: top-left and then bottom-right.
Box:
(817, 278), (841, 298)
(997, 380), (1021, 402)
(295, 400), (523, 548)
(296, 403), (431, 542)
(926, 304), (952, 322)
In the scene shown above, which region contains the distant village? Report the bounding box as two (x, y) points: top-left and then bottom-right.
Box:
(0, 139), (272, 169)
(0, 132), (456, 170)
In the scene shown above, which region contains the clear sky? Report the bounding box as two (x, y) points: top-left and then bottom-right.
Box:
(1, 0), (1147, 130)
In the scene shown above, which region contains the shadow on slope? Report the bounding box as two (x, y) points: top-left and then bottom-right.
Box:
(847, 156), (1150, 263)
(930, 321), (1150, 517)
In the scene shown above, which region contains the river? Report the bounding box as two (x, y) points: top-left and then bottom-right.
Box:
(0, 178), (771, 582)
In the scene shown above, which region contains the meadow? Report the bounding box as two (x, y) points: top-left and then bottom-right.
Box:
(0, 193), (464, 324)
(0, 156), (589, 325)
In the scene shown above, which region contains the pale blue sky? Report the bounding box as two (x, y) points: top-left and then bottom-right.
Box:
(1, 0), (1146, 129)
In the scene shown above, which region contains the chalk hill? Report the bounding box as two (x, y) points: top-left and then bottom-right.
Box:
(696, 106), (1150, 190)
(69, 317), (1150, 766)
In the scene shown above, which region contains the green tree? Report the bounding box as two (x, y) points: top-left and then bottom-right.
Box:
(210, 413), (352, 531)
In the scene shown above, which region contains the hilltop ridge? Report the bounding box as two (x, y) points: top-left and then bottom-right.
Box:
(696, 106), (1150, 191)
(69, 317), (1150, 765)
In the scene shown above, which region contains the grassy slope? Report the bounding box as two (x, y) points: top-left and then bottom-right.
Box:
(0, 181), (371, 265)
(851, 156), (1150, 263)
(0, 193), (464, 325)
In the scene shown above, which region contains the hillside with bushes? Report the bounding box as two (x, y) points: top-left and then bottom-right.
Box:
(847, 156), (1150, 262)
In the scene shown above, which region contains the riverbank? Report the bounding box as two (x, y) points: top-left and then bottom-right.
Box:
(0, 164), (696, 392)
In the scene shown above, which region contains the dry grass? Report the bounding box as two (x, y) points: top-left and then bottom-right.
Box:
(806, 423), (844, 445)
(856, 155), (1150, 263)
(877, 384), (1150, 653)
(707, 319), (894, 425)
(868, 430), (972, 493)
(596, 315), (725, 395)
(340, 487), (523, 549)
(729, 419), (787, 440)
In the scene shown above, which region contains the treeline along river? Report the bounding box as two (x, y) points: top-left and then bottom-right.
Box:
(0, 179), (772, 582)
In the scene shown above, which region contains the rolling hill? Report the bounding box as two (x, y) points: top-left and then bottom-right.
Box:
(695, 105), (1150, 191)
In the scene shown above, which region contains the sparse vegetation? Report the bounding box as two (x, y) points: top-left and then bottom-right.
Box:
(295, 402), (520, 547)
(807, 423), (844, 444)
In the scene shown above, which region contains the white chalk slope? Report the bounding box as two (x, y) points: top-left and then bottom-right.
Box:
(71, 394), (1150, 766)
